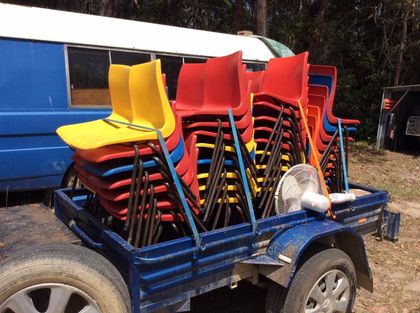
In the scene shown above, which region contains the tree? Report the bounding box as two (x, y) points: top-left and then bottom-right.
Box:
(255, 0), (267, 36)
(394, 0), (415, 85)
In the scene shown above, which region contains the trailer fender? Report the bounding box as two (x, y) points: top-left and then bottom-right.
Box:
(260, 218), (373, 292)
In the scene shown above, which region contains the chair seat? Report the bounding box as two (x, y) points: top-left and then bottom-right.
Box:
(75, 125), (181, 163)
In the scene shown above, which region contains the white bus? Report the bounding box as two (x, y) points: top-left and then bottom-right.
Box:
(0, 3), (293, 192)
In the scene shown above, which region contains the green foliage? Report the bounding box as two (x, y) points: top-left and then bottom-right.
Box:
(3, 0), (419, 139)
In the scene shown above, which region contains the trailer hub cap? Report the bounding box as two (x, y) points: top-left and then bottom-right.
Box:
(0, 283), (101, 313)
(322, 298), (332, 312)
(304, 269), (350, 313)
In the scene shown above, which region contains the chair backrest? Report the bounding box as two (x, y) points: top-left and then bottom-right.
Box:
(309, 65), (337, 115)
(108, 64), (132, 122)
(309, 65), (337, 97)
(308, 84), (329, 101)
(203, 51), (248, 112)
(261, 52), (309, 104)
(175, 63), (205, 112)
(129, 60), (175, 137)
(308, 93), (327, 121)
(246, 71), (264, 94)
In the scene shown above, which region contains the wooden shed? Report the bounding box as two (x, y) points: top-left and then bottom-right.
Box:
(376, 84), (420, 151)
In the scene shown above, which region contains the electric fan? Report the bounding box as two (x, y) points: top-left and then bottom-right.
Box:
(274, 164), (329, 214)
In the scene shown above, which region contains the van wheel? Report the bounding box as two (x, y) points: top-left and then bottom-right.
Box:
(266, 248), (356, 313)
(61, 165), (81, 189)
(0, 244), (130, 313)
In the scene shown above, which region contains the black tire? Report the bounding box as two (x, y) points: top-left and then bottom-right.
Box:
(266, 248), (356, 313)
(61, 164), (79, 188)
(0, 244), (130, 313)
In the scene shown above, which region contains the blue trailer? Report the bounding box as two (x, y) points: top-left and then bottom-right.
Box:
(0, 181), (399, 313)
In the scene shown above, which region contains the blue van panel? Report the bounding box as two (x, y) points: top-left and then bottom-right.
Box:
(0, 111), (110, 191)
(0, 39), (68, 110)
(0, 38), (110, 191)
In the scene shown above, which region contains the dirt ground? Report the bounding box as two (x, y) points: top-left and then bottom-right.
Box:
(192, 142), (420, 313)
(349, 143), (420, 313)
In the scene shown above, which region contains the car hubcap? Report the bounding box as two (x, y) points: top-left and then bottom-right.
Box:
(0, 283), (101, 313)
(304, 269), (350, 313)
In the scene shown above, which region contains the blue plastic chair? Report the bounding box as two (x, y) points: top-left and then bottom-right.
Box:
(308, 74), (357, 133)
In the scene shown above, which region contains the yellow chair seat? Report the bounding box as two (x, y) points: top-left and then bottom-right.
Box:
(196, 138), (255, 153)
(57, 60), (175, 150)
(197, 172), (240, 180)
(255, 150), (291, 162)
(197, 168), (259, 195)
(199, 182), (261, 194)
(200, 197), (241, 205)
(256, 166), (289, 182)
(256, 164), (290, 171)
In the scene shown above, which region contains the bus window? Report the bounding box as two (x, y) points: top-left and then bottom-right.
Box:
(68, 47), (110, 106)
(184, 57), (207, 63)
(111, 51), (151, 66)
(156, 55), (183, 100)
(245, 62), (266, 72)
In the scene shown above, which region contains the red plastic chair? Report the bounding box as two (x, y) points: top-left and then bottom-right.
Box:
(246, 71), (264, 94)
(174, 63), (205, 113)
(309, 85), (354, 144)
(99, 197), (198, 220)
(182, 109), (252, 130)
(308, 92), (332, 145)
(177, 51), (250, 117)
(87, 154), (192, 190)
(184, 123), (254, 147)
(257, 52), (309, 108)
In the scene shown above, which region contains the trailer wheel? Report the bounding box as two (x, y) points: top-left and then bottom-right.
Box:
(0, 244), (130, 313)
(266, 248), (356, 313)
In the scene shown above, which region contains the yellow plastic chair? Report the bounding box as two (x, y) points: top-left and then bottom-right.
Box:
(255, 151), (291, 161)
(197, 168), (259, 195)
(196, 139), (255, 153)
(57, 60), (175, 150)
(57, 64), (132, 148)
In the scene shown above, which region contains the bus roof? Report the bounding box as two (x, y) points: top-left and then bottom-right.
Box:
(0, 3), (276, 62)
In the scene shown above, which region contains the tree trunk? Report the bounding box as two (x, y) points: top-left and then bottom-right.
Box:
(54, 0), (82, 12)
(256, 0), (267, 36)
(100, 0), (114, 17)
(309, 0), (327, 63)
(233, 0), (244, 34)
(394, 1), (411, 86)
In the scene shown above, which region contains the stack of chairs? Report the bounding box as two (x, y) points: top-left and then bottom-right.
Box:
(175, 51), (257, 230)
(249, 52), (309, 217)
(306, 65), (360, 192)
(57, 60), (203, 248)
(56, 50), (361, 247)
